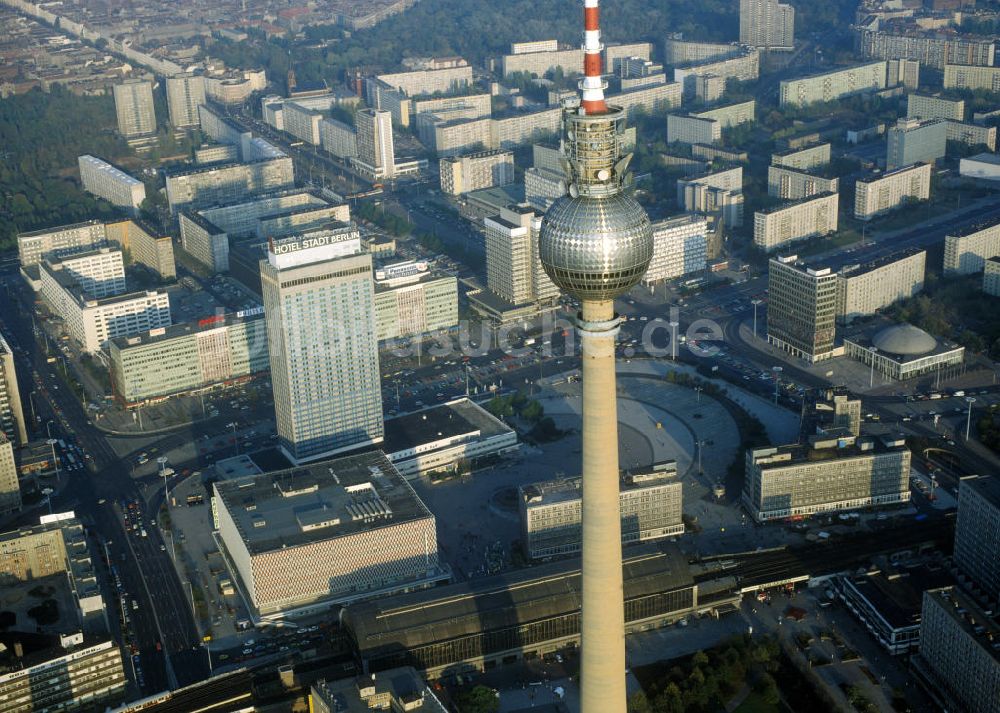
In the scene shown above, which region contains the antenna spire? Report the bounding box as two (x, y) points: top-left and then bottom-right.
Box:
(580, 0), (607, 114)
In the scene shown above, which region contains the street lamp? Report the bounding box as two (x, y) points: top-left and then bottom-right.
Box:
(695, 386), (703, 404)
(751, 299), (763, 340)
(669, 321), (680, 361)
(772, 366), (783, 405)
(41, 487), (54, 515)
(157, 456), (170, 504)
(46, 436), (60, 484)
(869, 346), (878, 389)
(965, 397), (977, 441)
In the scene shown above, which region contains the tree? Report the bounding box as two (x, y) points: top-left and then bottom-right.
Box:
(454, 685), (499, 713)
(627, 692), (652, 713)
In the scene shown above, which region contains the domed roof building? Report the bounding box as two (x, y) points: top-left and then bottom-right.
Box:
(844, 318), (965, 383)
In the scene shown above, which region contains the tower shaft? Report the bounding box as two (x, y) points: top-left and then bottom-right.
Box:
(579, 298), (627, 713)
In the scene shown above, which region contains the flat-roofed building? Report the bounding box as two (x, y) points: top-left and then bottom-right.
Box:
(376, 66), (473, 97)
(484, 204), (559, 308)
(961, 152), (1000, 181)
(491, 108), (562, 149)
(854, 163), (932, 220)
(283, 100), (326, 145)
(354, 108), (396, 181)
(345, 544), (710, 677)
(692, 100), (755, 128)
(109, 311), (268, 406)
(204, 68), (267, 105)
(77, 155), (145, 217)
(502, 48), (584, 78)
(779, 61), (887, 108)
(944, 217), (1000, 275)
(608, 83), (682, 119)
(17, 220), (107, 267)
(319, 118), (357, 160)
(510, 40), (559, 55)
(520, 467), (684, 560)
(39, 262), (170, 353)
(944, 63), (1000, 92)
(753, 192), (838, 252)
(644, 214), (709, 285)
(771, 143), (831, 170)
(803, 386), (861, 438)
(112, 79), (156, 138)
(0, 333), (27, 447)
(524, 167), (567, 213)
(983, 257), (1000, 296)
(667, 114), (721, 145)
(767, 254), (838, 361)
(103, 219), (176, 280)
(953, 475), (1000, 603)
(166, 73), (206, 129)
(41, 248), (125, 299)
(740, 0), (794, 51)
(382, 398), (519, 478)
(439, 150), (514, 195)
(0, 435), (19, 515)
(907, 94), (965, 122)
(836, 248), (925, 324)
(945, 121), (997, 151)
(178, 211), (230, 273)
(212, 451), (446, 619)
(663, 38), (741, 66)
(311, 667), (448, 713)
(743, 433), (911, 522)
(164, 157), (296, 215)
(915, 587), (1000, 713)
(673, 48), (760, 99)
(373, 260), (458, 342)
(861, 30), (994, 71)
(767, 165), (838, 200)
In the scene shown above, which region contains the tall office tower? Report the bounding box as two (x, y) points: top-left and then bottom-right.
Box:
(767, 255), (838, 362)
(484, 205), (559, 307)
(537, 2), (653, 710)
(954, 475), (1000, 603)
(0, 434), (19, 515)
(260, 229), (384, 464)
(0, 332), (27, 447)
(740, 0), (795, 51)
(354, 108), (396, 181)
(113, 79), (156, 137)
(166, 74), (206, 129)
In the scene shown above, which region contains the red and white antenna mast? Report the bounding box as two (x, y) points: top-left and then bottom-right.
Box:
(580, 0), (608, 115)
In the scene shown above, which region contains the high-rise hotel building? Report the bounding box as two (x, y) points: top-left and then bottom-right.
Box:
(112, 79), (156, 138)
(260, 227), (383, 464)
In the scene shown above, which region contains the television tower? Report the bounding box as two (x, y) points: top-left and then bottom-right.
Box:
(538, 1), (653, 711)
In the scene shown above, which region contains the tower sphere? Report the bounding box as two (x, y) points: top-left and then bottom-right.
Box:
(539, 190), (652, 301)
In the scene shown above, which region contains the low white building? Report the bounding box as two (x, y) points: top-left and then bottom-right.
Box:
(854, 163), (931, 220)
(960, 152), (1000, 181)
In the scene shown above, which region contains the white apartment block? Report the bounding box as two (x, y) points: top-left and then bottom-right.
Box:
(320, 118), (358, 159)
(373, 261), (459, 342)
(427, 117), (493, 156)
(524, 168), (567, 213)
(40, 269), (171, 353)
(164, 157), (295, 214)
(854, 163), (931, 220)
(960, 153), (1000, 181)
(166, 74), (206, 128)
(510, 40), (559, 55)
(41, 248), (125, 299)
(779, 61), (887, 107)
(944, 64), (1000, 92)
(836, 248), (926, 324)
(944, 219), (1000, 275)
(354, 109), (396, 181)
(502, 48), (584, 78)
(104, 219), (176, 281)
(753, 192), (839, 252)
(767, 165), (839, 200)
(283, 101), (325, 145)
(673, 49), (760, 99)
(484, 205), (558, 307)
(692, 100), (755, 128)
(860, 30), (994, 71)
(262, 95), (285, 131)
(644, 214), (709, 285)
(887, 118), (947, 171)
(695, 74), (727, 103)
(946, 121), (997, 151)
(412, 94), (492, 121)
(78, 155), (145, 217)
(439, 150), (514, 195)
(17, 220), (106, 267)
(376, 66), (473, 96)
(204, 69), (267, 105)
(984, 257), (1000, 296)
(608, 83), (682, 119)
(113, 79), (156, 138)
(491, 108), (562, 149)
(740, 0), (795, 51)
(667, 114), (721, 145)
(605, 42), (654, 71)
(676, 167), (744, 227)
(907, 94), (965, 122)
(771, 143), (831, 170)
(0, 435), (19, 515)
(663, 38), (741, 66)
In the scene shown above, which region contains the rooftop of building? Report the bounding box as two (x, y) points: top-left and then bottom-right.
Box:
(373, 260), (451, 291)
(964, 152), (1000, 167)
(108, 309), (263, 351)
(843, 318), (963, 360)
(42, 245), (121, 268)
(844, 563), (953, 630)
(836, 247), (925, 277)
(17, 219), (104, 239)
(947, 214), (1000, 239)
(312, 667), (447, 713)
(382, 399), (513, 454)
(771, 142), (829, 158)
(924, 586), (1000, 663)
(465, 184), (526, 213)
(750, 432), (909, 467)
(769, 254), (834, 277)
(960, 474), (1000, 510)
(78, 155), (143, 186)
(856, 163), (930, 185)
(163, 155), (287, 178)
(442, 149), (513, 164)
(756, 191), (838, 215)
(213, 451), (432, 554)
(346, 545), (693, 655)
(521, 464), (679, 506)
(780, 60), (887, 84)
